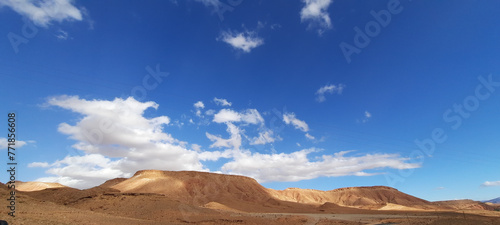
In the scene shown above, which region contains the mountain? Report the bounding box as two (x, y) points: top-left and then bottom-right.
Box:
(484, 197), (500, 204)
(108, 170), (437, 211)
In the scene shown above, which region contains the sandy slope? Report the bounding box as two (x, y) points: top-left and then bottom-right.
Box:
(433, 199), (496, 210)
(11, 181), (67, 192)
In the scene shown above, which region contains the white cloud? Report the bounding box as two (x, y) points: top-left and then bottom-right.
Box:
(33, 95), (423, 189)
(213, 97), (232, 106)
(55, 29), (69, 40)
(305, 133), (315, 140)
(300, 0), (333, 35)
(482, 181), (500, 187)
(194, 101), (205, 117)
(34, 96), (206, 188)
(213, 109), (241, 123)
(359, 110), (372, 123)
(222, 149), (420, 183)
(28, 162), (49, 168)
(283, 113), (309, 132)
(0, 138), (28, 149)
(218, 30), (263, 53)
(250, 130), (280, 145)
(206, 122), (241, 150)
(213, 109), (264, 125)
(365, 111), (372, 118)
(315, 84), (344, 102)
(205, 109), (215, 115)
(194, 101), (205, 109)
(0, 0), (83, 27)
(191, 144), (202, 152)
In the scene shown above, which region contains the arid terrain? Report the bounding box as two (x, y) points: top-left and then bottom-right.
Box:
(2, 170), (499, 224)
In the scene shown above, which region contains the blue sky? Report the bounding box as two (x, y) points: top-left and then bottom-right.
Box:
(0, 0), (499, 202)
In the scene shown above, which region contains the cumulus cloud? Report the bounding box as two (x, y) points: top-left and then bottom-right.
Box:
(222, 149), (420, 183)
(0, 138), (28, 149)
(218, 30), (263, 53)
(194, 101), (205, 109)
(213, 109), (264, 125)
(283, 113), (309, 132)
(33, 96), (423, 189)
(300, 0), (333, 35)
(33, 96), (206, 188)
(482, 181), (500, 187)
(315, 83), (344, 102)
(213, 97), (232, 106)
(0, 0), (83, 27)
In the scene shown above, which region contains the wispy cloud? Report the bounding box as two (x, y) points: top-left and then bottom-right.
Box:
(250, 130), (281, 145)
(55, 29), (69, 40)
(482, 180), (500, 187)
(0, 0), (83, 27)
(358, 111), (372, 123)
(28, 162), (50, 168)
(223, 149), (420, 183)
(0, 138), (28, 149)
(305, 133), (315, 140)
(283, 113), (309, 132)
(213, 97), (232, 106)
(218, 30), (264, 53)
(213, 108), (264, 125)
(300, 0), (333, 35)
(315, 83), (344, 102)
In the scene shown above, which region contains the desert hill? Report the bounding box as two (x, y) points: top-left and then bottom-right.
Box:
(0, 181), (7, 190)
(109, 170), (316, 213)
(269, 186), (432, 209)
(14, 181), (67, 192)
(107, 170), (439, 211)
(433, 199), (496, 210)
(98, 177), (128, 188)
